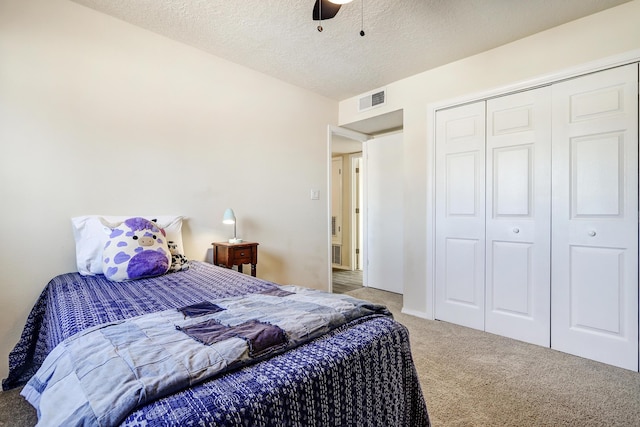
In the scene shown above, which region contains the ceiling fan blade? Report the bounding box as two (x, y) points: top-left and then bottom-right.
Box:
(313, 0), (341, 20)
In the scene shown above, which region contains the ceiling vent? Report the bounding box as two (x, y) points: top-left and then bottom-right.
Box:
(358, 88), (386, 112)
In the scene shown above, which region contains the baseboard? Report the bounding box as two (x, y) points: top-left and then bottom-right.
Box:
(401, 307), (431, 320)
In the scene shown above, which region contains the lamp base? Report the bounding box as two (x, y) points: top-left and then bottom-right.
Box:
(228, 238), (243, 243)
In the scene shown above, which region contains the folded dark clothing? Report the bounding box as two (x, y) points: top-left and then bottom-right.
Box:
(258, 288), (295, 297)
(177, 301), (225, 318)
(178, 319), (234, 344)
(178, 319), (287, 358)
(232, 320), (287, 357)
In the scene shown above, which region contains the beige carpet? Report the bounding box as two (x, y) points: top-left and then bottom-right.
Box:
(346, 287), (640, 427)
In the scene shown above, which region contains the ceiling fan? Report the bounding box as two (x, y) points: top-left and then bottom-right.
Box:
(312, 0), (350, 21)
(313, 0), (364, 36)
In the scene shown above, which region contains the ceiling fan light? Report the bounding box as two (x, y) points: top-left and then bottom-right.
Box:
(328, 0), (353, 4)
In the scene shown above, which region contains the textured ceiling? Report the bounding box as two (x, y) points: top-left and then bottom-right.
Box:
(69, 0), (630, 101)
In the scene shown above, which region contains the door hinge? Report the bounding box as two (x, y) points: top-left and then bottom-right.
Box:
(355, 208), (360, 214)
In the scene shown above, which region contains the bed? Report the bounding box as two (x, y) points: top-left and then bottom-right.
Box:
(3, 260), (429, 426)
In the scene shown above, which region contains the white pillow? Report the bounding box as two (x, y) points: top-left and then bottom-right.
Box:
(71, 215), (185, 276)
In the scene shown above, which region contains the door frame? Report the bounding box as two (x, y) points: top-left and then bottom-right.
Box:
(426, 49), (640, 320)
(350, 154), (364, 272)
(327, 125), (369, 293)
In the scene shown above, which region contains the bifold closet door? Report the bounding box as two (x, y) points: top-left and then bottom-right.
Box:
(551, 64), (639, 371)
(485, 87), (551, 347)
(435, 101), (486, 330)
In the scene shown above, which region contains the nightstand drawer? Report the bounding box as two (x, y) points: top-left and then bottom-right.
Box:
(231, 247), (253, 264)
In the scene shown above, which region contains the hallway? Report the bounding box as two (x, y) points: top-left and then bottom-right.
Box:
(332, 269), (363, 294)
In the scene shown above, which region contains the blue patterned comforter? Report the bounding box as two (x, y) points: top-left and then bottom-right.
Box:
(4, 262), (430, 426)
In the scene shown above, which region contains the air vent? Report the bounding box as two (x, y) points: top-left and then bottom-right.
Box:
(332, 244), (342, 265)
(358, 88), (386, 112)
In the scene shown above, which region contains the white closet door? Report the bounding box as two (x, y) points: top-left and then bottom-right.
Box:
(485, 87), (552, 346)
(551, 64), (638, 371)
(435, 101), (486, 330)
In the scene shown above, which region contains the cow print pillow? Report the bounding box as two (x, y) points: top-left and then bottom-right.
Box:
(100, 217), (171, 281)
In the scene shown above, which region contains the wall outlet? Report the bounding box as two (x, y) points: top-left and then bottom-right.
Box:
(310, 189), (320, 200)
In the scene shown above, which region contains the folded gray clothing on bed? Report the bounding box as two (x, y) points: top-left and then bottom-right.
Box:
(178, 318), (287, 357)
(177, 301), (225, 317)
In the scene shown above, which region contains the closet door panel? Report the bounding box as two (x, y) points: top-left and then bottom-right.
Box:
(569, 246), (624, 333)
(572, 134), (622, 216)
(490, 241), (533, 314)
(485, 87), (551, 346)
(435, 101), (486, 330)
(552, 64), (638, 371)
(493, 146), (532, 215)
(444, 238), (481, 305)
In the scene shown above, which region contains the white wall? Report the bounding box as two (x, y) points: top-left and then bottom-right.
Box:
(0, 0), (337, 381)
(338, 0), (640, 317)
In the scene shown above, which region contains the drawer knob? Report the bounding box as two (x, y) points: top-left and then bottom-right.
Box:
(588, 230), (596, 237)
(513, 228), (520, 234)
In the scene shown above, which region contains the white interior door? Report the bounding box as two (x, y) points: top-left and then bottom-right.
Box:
(485, 87), (552, 346)
(365, 133), (403, 294)
(435, 101), (486, 330)
(551, 64), (639, 370)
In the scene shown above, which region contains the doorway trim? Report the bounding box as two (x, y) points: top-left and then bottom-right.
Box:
(350, 153), (363, 272)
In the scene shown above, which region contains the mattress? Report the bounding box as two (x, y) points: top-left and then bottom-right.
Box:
(3, 261), (429, 426)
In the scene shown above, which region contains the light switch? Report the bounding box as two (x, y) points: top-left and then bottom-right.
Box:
(310, 189), (320, 200)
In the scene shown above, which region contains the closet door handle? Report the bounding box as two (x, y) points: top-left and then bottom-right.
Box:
(588, 230), (597, 237)
(512, 228), (520, 234)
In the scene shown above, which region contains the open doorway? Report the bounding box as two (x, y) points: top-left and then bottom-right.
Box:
(330, 129), (367, 294)
(328, 109), (404, 295)
(331, 153), (364, 294)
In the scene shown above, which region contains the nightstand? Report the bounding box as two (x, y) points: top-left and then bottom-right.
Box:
(212, 242), (259, 277)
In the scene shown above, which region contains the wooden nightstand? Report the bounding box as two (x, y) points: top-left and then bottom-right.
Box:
(212, 242), (259, 277)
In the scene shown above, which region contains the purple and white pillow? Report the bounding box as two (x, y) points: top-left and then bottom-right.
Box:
(100, 217), (171, 281)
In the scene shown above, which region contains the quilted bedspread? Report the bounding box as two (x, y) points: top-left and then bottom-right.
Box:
(4, 261), (430, 426)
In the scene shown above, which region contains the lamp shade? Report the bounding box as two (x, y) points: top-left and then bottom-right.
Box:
(222, 208), (236, 224)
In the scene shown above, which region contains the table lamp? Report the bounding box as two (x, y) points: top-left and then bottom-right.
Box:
(222, 208), (242, 243)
